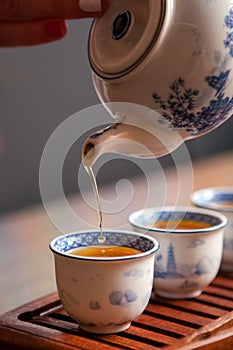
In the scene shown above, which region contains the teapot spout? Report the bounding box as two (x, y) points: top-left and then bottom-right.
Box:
(82, 103), (185, 167)
(82, 122), (125, 167)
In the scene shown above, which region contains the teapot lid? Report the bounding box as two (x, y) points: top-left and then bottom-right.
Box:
(88, 0), (165, 79)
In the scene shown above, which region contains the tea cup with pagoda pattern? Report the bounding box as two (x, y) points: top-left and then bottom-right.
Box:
(129, 207), (227, 299)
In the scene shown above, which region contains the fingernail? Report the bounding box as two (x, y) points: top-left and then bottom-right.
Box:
(79, 0), (102, 12)
(45, 20), (67, 38)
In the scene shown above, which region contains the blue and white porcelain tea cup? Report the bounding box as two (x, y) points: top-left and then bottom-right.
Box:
(192, 187), (233, 271)
(50, 230), (159, 334)
(129, 207), (227, 299)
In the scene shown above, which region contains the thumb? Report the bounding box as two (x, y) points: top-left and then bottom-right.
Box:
(0, 0), (109, 47)
(0, 0), (109, 21)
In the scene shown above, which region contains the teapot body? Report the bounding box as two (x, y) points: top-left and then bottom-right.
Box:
(89, 0), (233, 140)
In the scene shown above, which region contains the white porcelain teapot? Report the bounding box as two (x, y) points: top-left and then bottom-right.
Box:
(83, 0), (233, 165)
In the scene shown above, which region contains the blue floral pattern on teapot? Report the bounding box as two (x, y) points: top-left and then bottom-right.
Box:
(152, 6), (233, 134)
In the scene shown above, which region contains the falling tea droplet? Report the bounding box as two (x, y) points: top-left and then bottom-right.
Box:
(98, 234), (106, 244)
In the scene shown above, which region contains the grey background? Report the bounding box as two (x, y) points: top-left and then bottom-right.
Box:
(0, 19), (232, 214)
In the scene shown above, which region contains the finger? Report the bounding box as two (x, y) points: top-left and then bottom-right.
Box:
(0, 0), (109, 21)
(0, 19), (68, 46)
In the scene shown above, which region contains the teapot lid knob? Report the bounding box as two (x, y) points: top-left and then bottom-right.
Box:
(88, 0), (166, 79)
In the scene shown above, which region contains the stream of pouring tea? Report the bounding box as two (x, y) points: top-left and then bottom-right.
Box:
(84, 165), (106, 244)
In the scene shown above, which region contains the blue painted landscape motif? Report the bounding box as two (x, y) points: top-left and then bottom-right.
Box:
(89, 267), (151, 309)
(89, 289), (138, 310)
(154, 242), (219, 290)
(109, 289), (138, 306)
(224, 6), (233, 57)
(152, 6), (233, 134)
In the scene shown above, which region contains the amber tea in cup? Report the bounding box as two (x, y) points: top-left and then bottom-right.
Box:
(68, 245), (141, 257)
(154, 219), (212, 230)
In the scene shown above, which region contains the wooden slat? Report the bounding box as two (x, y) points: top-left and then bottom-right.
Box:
(145, 303), (211, 327)
(152, 296), (227, 318)
(196, 293), (233, 310)
(125, 324), (174, 349)
(212, 274), (233, 289)
(204, 284), (233, 299)
(136, 313), (194, 336)
(100, 328), (163, 350)
(165, 310), (233, 350)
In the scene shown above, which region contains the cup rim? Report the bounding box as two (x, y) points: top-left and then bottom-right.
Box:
(128, 206), (228, 234)
(49, 229), (160, 261)
(191, 187), (233, 213)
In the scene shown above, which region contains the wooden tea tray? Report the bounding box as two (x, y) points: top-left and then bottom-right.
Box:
(1, 273), (233, 350)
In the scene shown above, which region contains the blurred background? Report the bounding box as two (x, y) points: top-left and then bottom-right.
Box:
(0, 18), (233, 214)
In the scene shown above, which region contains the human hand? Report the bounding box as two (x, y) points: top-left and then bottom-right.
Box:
(0, 0), (109, 47)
